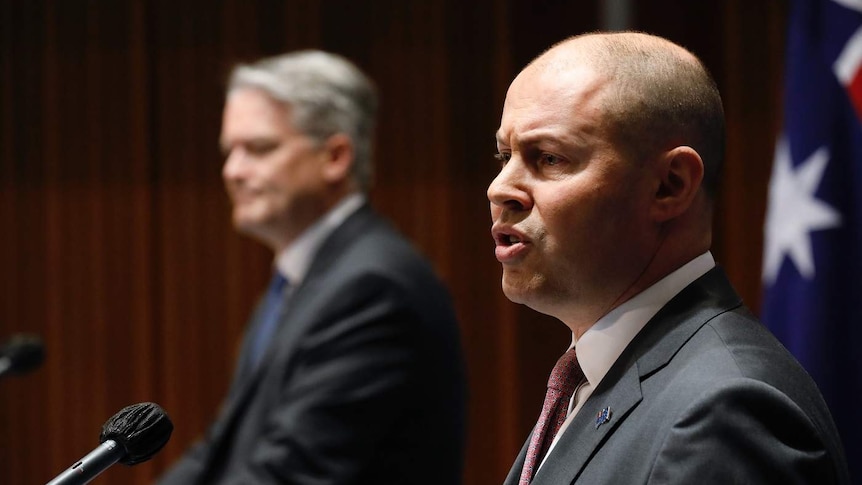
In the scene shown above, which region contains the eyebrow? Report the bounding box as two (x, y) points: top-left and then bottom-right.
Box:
(496, 129), (566, 148)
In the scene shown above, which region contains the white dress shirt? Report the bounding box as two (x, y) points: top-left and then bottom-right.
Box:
(275, 193), (365, 285)
(539, 251), (716, 469)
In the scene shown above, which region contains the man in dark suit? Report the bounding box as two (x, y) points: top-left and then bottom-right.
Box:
(490, 32), (851, 484)
(157, 50), (465, 484)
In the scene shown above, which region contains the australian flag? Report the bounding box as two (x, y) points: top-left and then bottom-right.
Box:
(762, 0), (862, 480)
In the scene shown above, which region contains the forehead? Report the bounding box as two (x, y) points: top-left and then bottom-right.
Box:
(497, 61), (610, 145)
(222, 88), (295, 138)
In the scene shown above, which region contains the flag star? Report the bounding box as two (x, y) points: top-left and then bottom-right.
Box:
(763, 136), (843, 284)
(832, 0), (862, 14)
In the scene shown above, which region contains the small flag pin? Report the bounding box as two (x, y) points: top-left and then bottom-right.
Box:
(595, 406), (612, 429)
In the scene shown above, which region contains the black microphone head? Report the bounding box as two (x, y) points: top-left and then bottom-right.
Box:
(99, 402), (173, 465)
(1, 334), (45, 375)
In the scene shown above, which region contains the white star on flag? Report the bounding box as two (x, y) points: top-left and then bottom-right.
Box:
(832, 0), (862, 14)
(763, 136), (843, 284)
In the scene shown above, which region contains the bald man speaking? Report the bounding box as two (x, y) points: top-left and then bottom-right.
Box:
(490, 32), (850, 484)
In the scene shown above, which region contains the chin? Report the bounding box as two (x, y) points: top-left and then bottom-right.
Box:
(232, 211), (266, 236)
(501, 279), (530, 305)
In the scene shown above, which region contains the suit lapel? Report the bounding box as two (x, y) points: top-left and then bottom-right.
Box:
(503, 435), (531, 485)
(531, 365), (643, 485)
(231, 205), (377, 399)
(204, 204), (380, 462)
(528, 268), (742, 484)
(243, 203), (381, 381)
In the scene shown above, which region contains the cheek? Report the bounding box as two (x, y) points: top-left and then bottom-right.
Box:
(267, 171), (292, 193)
(585, 195), (650, 256)
(259, 158), (300, 194)
(541, 191), (617, 250)
(542, 186), (600, 229)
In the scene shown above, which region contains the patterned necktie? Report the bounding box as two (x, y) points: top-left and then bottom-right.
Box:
(248, 271), (289, 370)
(519, 348), (585, 484)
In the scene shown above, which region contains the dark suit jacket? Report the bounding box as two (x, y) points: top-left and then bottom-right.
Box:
(505, 267), (850, 485)
(158, 204), (466, 485)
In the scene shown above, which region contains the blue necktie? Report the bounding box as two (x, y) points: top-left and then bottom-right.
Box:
(248, 272), (288, 370)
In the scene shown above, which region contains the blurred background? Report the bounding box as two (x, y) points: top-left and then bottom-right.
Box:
(0, 0), (796, 483)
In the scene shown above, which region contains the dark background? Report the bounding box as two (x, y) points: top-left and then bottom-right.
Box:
(0, 1), (787, 483)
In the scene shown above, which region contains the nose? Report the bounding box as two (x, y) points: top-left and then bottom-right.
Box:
(222, 148), (246, 183)
(487, 158), (531, 212)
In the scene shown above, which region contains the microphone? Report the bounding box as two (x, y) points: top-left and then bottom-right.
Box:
(46, 402), (173, 485)
(0, 334), (45, 378)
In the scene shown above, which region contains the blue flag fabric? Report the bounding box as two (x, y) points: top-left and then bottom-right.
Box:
(762, 0), (862, 480)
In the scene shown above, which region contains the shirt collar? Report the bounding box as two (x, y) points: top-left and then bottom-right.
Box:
(574, 251), (716, 389)
(274, 193), (365, 285)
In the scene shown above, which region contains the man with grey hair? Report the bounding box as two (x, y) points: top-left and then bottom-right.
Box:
(491, 32), (849, 484)
(157, 50), (466, 484)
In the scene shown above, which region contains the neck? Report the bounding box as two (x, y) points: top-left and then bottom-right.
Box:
(561, 221), (710, 337)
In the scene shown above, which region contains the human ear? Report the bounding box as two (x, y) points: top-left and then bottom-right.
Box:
(321, 133), (355, 183)
(650, 146), (704, 222)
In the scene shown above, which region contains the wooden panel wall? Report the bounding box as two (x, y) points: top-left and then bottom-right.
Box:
(0, 1), (787, 484)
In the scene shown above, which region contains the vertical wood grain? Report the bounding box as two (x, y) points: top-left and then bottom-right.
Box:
(0, 2), (787, 483)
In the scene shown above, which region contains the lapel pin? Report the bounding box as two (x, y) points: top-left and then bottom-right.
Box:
(595, 406), (612, 429)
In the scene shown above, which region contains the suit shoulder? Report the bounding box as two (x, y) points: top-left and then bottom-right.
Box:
(699, 309), (815, 386)
(335, 216), (444, 287)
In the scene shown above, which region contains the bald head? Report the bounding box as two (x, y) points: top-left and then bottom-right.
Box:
(524, 32), (725, 198)
(490, 32), (721, 324)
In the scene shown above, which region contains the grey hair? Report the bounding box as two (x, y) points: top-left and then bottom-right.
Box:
(227, 50), (378, 192)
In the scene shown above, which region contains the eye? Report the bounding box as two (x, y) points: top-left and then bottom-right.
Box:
(494, 151), (512, 165)
(540, 153), (561, 166)
(246, 139), (279, 156)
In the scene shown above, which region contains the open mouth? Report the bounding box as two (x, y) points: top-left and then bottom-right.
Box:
(494, 229), (526, 246)
(492, 227), (530, 262)
(499, 234), (522, 245)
